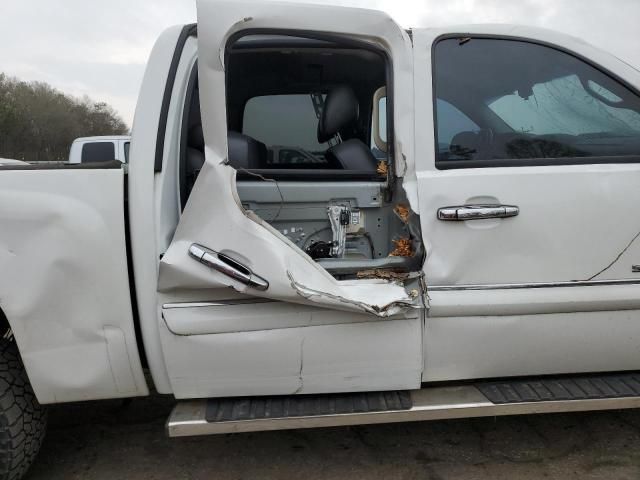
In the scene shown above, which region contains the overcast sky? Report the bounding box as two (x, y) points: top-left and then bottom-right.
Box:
(2, 0), (639, 126)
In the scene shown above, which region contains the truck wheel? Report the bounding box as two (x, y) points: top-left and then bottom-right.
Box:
(0, 338), (46, 480)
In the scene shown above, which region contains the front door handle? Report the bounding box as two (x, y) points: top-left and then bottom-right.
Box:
(188, 244), (269, 291)
(437, 204), (519, 221)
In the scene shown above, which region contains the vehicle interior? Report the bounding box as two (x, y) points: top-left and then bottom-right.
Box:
(435, 38), (640, 168)
(181, 34), (423, 279)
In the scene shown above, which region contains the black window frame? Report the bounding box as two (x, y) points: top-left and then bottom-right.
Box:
(432, 34), (640, 170)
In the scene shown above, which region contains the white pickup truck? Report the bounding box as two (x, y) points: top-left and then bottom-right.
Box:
(2, 1), (640, 477)
(68, 136), (131, 164)
(0, 159), (27, 166)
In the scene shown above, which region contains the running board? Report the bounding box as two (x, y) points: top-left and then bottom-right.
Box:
(167, 372), (640, 437)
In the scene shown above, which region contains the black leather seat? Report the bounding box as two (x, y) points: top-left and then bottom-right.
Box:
(186, 124), (205, 176)
(186, 124), (267, 173)
(318, 86), (378, 171)
(227, 131), (267, 169)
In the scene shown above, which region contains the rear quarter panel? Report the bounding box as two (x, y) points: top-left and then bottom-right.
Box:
(0, 167), (148, 403)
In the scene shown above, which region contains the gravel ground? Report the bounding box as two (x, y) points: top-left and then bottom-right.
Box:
(24, 394), (640, 480)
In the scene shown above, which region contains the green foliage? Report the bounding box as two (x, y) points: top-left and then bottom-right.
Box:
(0, 73), (128, 162)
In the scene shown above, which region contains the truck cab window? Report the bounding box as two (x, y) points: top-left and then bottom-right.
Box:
(223, 35), (388, 176)
(81, 142), (115, 163)
(243, 94), (330, 166)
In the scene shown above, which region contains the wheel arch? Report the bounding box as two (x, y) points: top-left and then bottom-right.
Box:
(0, 304), (30, 375)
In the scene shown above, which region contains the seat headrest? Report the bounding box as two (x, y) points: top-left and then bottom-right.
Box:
(317, 85), (359, 143)
(187, 126), (267, 170)
(450, 131), (481, 152)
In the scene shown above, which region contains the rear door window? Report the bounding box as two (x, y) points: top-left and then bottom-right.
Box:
(243, 94), (329, 166)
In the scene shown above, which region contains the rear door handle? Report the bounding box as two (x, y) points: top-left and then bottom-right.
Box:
(437, 204), (519, 221)
(188, 244), (269, 291)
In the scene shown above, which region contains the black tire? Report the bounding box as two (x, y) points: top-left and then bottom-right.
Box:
(0, 338), (46, 480)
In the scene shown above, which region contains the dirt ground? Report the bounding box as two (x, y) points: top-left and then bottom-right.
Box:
(24, 394), (640, 480)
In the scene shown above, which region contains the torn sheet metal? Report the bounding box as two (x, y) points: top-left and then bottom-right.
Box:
(287, 272), (418, 317)
(158, 0), (422, 317)
(356, 270), (410, 281)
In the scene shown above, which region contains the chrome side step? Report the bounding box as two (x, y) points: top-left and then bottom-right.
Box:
(167, 382), (640, 437)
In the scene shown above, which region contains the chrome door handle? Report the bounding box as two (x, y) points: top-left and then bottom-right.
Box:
(188, 244), (269, 291)
(437, 204), (519, 221)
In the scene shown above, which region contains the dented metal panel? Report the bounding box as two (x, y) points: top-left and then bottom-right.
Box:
(160, 303), (422, 399)
(152, 1), (425, 399)
(0, 169), (148, 403)
(158, 0), (420, 316)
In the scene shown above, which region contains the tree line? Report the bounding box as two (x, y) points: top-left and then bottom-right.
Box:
(0, 73), (128, 162)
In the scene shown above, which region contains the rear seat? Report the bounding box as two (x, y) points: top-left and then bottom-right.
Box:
(186, 124), (268, 174)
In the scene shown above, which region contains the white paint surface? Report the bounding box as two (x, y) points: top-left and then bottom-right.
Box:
(413, 26), (640, 381)
(161, 304), (422, 398)
(0, 169), (148, 403)
(413, 25), (640, 285)
(4, 14), (640, 404)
